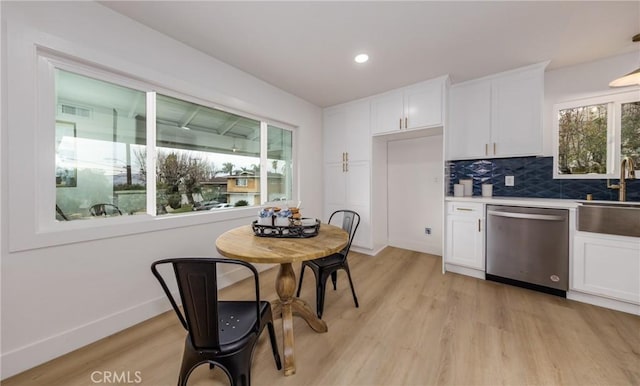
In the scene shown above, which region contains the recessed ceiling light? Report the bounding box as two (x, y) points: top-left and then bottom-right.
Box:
(354, 54), (369, 64)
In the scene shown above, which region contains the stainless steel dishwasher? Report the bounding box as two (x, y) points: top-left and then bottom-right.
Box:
(486, 205), (569, 296)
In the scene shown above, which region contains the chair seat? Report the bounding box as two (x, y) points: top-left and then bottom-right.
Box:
(215, 301), (271, 352)
(306, 253), (344, 268)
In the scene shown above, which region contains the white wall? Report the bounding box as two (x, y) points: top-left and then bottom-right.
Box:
(0, 2), (323, 379)
(387, 135), (443, 255)
(542, 51), (639, 156)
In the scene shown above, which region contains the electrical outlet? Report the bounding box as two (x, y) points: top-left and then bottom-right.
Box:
(505, 176), (515, 186)
(425, 227), (431, 235)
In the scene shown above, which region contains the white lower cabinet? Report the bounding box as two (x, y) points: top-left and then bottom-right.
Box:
(572, 232), (640, 305)
(445, 202), (485, 275)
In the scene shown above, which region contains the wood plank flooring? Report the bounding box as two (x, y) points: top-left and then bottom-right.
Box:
(4, 247), (639, 386)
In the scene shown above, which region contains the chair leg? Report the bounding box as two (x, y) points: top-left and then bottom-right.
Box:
(178, 339), (200, 386)
(316, 273), (329, 318)
(331, 271), (337, 290)
(296, 264), (306, 297)
(267, 321), (282, 370)
(221, 340), (255, 386)
(344, 265), (359, 308)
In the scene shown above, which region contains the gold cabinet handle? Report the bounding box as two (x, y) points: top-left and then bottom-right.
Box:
(399, 118), (402, 129)
(345, 163), (348, 172)
(456, 208), (472, 212)
(478, 219), (481, 232)
(485, 144), (488, 156)
(405, 117), (408, 129)
(345, 152), (348, 162)
(493, 142), (496, 155)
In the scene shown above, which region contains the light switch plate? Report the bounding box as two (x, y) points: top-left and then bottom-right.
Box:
(505, 176), (515, 186)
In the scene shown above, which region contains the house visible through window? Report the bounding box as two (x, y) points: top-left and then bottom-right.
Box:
(53, 67), (295, 221)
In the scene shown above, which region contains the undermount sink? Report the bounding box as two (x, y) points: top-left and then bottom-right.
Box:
(577, 201), (640, 238)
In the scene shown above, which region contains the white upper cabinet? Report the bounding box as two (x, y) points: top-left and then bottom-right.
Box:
(447, 62), (548, 160)
(371, 76), (448, 135)
(323, 99), (371, 163)
(448, 80), (492, 159)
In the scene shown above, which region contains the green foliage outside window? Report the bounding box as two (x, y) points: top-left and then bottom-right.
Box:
(557, 104), (607, 174)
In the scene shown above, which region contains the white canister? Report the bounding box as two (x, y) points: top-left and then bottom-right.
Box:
(482, 184), (493, 197)
(460, 179), (473, 196)
(453, 184), (464, 197)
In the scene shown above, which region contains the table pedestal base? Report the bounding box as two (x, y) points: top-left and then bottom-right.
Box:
(272, 262), (327, 375)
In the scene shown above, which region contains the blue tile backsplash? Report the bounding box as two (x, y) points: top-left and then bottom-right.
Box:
(446, 156), (640, 202)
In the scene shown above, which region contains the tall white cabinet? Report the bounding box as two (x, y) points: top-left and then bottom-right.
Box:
(323, 100), (372, 249)
(447, 62), (548, 160)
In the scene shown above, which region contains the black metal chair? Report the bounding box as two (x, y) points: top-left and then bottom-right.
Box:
(151, 258), (281, 386)
(89, 203), (122, 217)
(296, 210), (360, 318)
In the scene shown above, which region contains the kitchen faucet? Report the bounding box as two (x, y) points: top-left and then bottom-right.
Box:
(607, 156), (636, 201)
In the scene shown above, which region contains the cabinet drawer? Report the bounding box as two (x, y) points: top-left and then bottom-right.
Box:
(447, 202), (484, 216)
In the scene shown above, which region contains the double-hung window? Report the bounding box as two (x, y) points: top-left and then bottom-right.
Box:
(52, 59), (294, 221)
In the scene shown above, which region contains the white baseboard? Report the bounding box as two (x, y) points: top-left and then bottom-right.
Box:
(350, 244), (386, 256)
(444, 263), (486, 280)
(567, 291), (640, 316)
(0, 266), (270, 380)
(0, 295), (171, 380)
(388, 239), (442, 256)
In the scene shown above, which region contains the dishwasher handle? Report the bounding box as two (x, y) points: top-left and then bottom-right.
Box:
(487, 210), (565, 221)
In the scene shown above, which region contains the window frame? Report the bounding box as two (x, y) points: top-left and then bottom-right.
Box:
(26, 49), (297, 250)
(552, 89), (640, 179)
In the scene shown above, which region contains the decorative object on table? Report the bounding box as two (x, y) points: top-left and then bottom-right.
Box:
(453, 184), (464, 197)
(275, 208), (292, 226)
(252, 218), (320, 238)
(482, 183), (493, 197)
(258, 207), (275, 225)
(460, 179), (473, 196)
(150, 257), (282, 386)
(297, 209), (360, 318)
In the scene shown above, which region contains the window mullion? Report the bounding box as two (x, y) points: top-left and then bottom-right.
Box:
(260, 122), (268, 204)
(146, 92), (157, 216)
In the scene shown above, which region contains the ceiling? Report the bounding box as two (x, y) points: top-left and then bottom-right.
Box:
(101, 1), (640, 108)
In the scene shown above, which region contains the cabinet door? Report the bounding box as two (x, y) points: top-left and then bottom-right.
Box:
(404, 80), (443, 130)
(491, 68), (543, 157)
(324, 161), (371, 250)
(344, 100), (371, 162)
(344, 161), (371, 249)
(324, 162), (346, 206)
(573, 234), (640, 304)
(345, 161), (370, 208)
(447, 80), (491, 160)
(370, 90), (404, 135)
(446, 214), (484, 269)
(323, 107), (347, 163)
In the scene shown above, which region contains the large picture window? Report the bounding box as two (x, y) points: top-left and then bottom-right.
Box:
(54, 67), (295, 221)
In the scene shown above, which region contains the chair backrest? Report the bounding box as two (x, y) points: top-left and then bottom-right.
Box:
(151, 258), (261, 350)
(89, 203), (122, 216)
(328, 210), (360, 257)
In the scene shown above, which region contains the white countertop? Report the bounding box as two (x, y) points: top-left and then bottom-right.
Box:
(445, 196), (580, 209)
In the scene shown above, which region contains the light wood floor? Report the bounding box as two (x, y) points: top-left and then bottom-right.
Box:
(4, 247), (640, 386)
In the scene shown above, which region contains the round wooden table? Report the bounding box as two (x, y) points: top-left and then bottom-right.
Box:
(215, 223), (348, 376)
